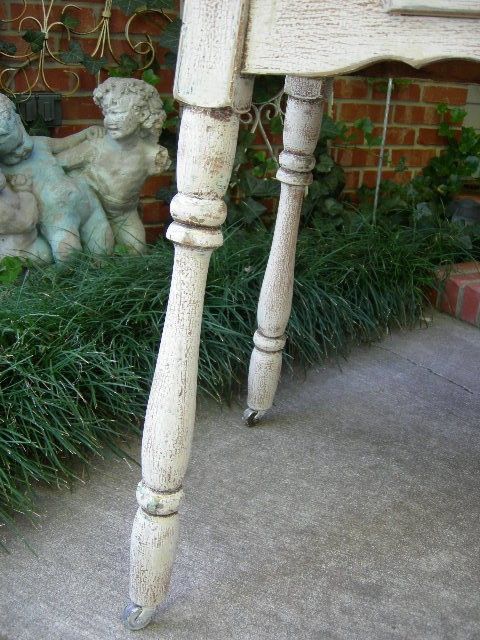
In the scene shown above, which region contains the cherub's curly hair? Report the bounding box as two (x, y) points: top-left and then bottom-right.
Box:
(93, 78), (166, 138)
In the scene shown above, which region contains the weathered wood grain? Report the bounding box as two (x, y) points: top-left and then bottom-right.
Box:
(244, 0), (480, 76)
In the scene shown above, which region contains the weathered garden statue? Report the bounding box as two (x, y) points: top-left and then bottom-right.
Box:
(0, 94), (114, 262)
(0, 170), (52, 262)
(0, 78), (170, 261)
(54, 77), (170, 253)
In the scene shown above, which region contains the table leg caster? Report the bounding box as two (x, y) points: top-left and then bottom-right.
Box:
(122, 602), (156, 631)
(242, 407), (266, 427)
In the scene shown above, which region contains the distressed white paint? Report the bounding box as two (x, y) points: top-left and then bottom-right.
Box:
(127, 0), (480, 625)
(385, 0), (480, 17)
(174, 0), (250, 108)
(129, 104), (247, 608)
(247, 77), (325, 415)
(244, 0), (480, 76)
(130, 509), (179, 608)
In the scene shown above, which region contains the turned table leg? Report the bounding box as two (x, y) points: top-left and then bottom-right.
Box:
(124, 105), (242, 630)
(244, 76), (326, 426)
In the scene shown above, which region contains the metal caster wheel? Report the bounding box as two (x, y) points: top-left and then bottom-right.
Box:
(243, 408), (265, 427)
(123, 602), (156, 630)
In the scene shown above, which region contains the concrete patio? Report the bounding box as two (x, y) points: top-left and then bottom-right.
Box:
(1, 312), (479, 640)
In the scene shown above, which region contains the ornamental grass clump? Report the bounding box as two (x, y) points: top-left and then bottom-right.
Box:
(0, 219), (475, 537)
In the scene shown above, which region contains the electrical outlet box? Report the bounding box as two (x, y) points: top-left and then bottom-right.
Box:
(17, 93), (62, 128)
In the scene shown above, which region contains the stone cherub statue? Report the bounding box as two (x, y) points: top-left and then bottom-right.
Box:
(0, 94), (114, 263)
(0, 78), (170, 263)
(0, 169), (52, 262)
(53, 77), (171, 253)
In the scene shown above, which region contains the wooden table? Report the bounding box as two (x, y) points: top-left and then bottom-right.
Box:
(123, 0), (480, 630)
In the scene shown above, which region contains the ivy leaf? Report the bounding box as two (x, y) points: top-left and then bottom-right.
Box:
(354, 117), (375, 135)
(22, 29), (46, 54)
(413, 202), (434, 220)
(163, 116), (179, 128)
(250, 150), (277, 179)
(233, 132), (255, 167)
(119, 53), (138, 74)
(60, 12), (80, 30)
(265, 157), (278, 173)
(323, 197), (345, 218)
(438, 122), (452, 139)
(253, 151), (266, 163)
(450, 107), (467, 124)
(142, 68), (161, 85)
(320, 115), (347, 142)
(371, 80), (389, 94)
(317, 168), (343, 196)
(242, 174), (280, 198)
(112, 0), (149, 15)
(0, 256), (23, 284)
(114, 0), (173, 11)
(315, 153), (334, 173)
(269, 114), (283, 135)
(110, 53), (139, 77)
(59, 40), (85, 65)
(146, 0), (174, 9)
(162, 96), (176, 114)
(108, 67), (127, 78)
(82, 54), (107, 75)
(0, 40), (17, 55)
(158, 18), (182, 54)
(365, 133), (382, 147)
(60, 41), (107, 76)
(459, 127), (479, 154)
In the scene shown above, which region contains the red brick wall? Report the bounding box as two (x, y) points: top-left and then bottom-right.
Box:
(0, 1), (471, 242)
(332, 77), (468, 195)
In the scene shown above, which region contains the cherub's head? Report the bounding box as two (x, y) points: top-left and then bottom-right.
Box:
(93, 78), (166, 141)
(0, 94), (33, 165)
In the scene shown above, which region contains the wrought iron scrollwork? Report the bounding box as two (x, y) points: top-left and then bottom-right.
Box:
(0, 0), (171, 97)
(0, 0), (80, 97)
(236, 88), (285, 165)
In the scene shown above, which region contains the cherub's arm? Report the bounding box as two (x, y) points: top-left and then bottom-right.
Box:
(55, 139), (95, 171)
(47, 126), (105, 154)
